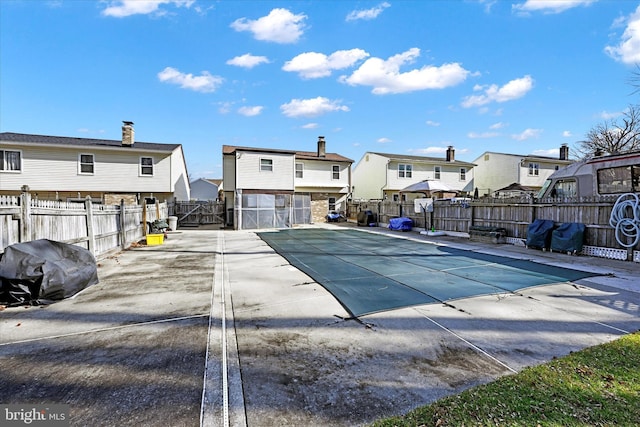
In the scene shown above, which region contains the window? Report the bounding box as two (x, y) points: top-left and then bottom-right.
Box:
(528, 162), (539, 176)
(398, 163), (413, 178)
(393, 193), (406, 202)
(484, 154), (490, 161)
(550, 179), (577, 198)
(597, 165), (640, 194)
(140, 157), (154, 176)
(332, 165), (340, 180)
(260, 158), (273, 172)
(79, 153), (94, 174)
(434, 166), (441, 180)
(295, 163), (304, 178)
(459, 168), (466, 181)
(328, 197), (336, 211)
(0, 149), (22, 171)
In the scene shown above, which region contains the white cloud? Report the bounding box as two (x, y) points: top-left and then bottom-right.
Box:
(426, 120), (440, 127)
(490, 122), (506, 129)
(461, 75), (534, 108)
(467, 131), (499, 138)
(226, 54), (269, 69)
(230, 8), (307, 44)
(562, 130), (573, 137)
(511, 128), (542, 141)
(301, 123), (319, 129)
(280, 97), (349, 118)
(532, 148), (560, 156)
(157, 67), (223, 93)
(238, 106), (263, 116)
(599, 110), (621, 119)
(377, 137), (392, 143)
(346, 2), (390, 21)
(340, 48), (469, 94)
(283, 49), (369, 79)
(101, 0), (194, 17)
(410, 146), (448, 155)
(605, 5), (640, 64)
(512, 0), (596, 15)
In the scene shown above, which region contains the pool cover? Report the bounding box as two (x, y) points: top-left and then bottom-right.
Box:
(257, 228), (601, 317)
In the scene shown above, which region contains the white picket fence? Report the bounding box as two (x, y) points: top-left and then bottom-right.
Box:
(0, 192), (167, 259)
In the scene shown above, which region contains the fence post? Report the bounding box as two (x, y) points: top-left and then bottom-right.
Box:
(85, 196), (96, 255)
(20, 185), (31, 243)
(120, 199), (127, 249)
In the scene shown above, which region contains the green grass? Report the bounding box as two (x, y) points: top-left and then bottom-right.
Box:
(372, 332), (640, 427)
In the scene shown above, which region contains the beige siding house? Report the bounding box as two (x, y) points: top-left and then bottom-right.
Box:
(352, 147), (476, 201)
(0, 122), (190, 203)
(222, 137), (353, 230)
(472, 145), (572, 197)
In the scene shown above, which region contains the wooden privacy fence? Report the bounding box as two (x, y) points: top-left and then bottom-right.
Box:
(347, 195), (639, 261)
(168, 200), (226, 226)
(0, 190), (168, 259)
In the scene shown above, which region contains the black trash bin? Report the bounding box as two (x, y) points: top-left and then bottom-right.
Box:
(357, 210), (376, 226)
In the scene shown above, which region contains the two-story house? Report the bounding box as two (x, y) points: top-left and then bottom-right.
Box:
(190, 178), (222, 201)
(0, 122), (190, 204)
(351, 147), (475, 201)
(472, 144), (573, 197)
(222, 136), (353, 230)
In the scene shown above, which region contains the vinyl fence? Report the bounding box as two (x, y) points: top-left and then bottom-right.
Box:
(347, 195), (640, 262)
(0, 191), (168, 259)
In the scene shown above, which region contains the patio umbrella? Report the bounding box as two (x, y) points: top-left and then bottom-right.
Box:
(400, 179), (455, 194)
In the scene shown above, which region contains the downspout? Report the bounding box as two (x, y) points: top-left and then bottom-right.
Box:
(380, 159), (390, 200)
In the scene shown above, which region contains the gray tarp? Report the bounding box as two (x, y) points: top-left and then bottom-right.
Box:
(0, 239), (98, 306)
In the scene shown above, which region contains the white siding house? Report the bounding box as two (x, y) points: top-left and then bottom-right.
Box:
(352, 147), (476, 200)
(223, 137), (353, 230)
(0, 122), (190, 203)
(472, 145), (573, 197)
(190, 178), (221, 201)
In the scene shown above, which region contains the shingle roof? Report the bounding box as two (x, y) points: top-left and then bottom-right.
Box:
(223, 145), (353, 163)
(369, 151), (476, 166)
(0, 132), (180, 151)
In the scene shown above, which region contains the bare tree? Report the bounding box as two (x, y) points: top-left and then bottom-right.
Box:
(577, 104), (640, 157)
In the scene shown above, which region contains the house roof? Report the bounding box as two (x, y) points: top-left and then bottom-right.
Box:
(0, 132), (181, 152)
(223, 145), (353, 163)
(368, 151), (476, 167)
(474, 150), (572, 164)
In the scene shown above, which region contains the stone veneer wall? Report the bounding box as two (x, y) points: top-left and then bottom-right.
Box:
(311, 193), (329, 224)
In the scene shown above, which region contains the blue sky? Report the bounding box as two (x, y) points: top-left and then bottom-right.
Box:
(2, 0), (640, 179)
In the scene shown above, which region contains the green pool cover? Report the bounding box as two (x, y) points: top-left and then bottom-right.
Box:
(257, 228), (600, 317)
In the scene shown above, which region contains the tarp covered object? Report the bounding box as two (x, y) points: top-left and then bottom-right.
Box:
(551, 223), (586, 253)
(0, 239), (99, 306)
(526, 219), (555, 250)
(389, 217), (413, 231)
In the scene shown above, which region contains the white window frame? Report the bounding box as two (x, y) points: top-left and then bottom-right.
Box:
(332, 164), (340, 180)
(295, 162), (304, 178)
(0, 149), (22, 172)
(328, 197), (336, 211)
(140, 156), (154, 176)
(398, 163), (413, 178)
(434, 166), (441, 180)
(260, 158), (273, 172)
(459, 168), (466, 181)
(78, 153), (95, 175)
(528, 162), (539, 176)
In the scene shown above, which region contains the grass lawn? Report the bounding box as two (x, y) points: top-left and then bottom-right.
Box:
(372, 331), (640, 427)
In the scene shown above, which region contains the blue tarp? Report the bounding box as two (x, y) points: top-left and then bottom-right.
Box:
(389, 217), (413, 231)
(526, 219), (555, 249)
(551, 223), (586, 253)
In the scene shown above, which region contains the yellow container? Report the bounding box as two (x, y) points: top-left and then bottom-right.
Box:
(146, 234), (164, 246)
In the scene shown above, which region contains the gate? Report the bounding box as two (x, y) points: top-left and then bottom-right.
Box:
(171, 201), (225, 226)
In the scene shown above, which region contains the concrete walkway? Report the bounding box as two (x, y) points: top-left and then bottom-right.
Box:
(1, 226), (639, 426)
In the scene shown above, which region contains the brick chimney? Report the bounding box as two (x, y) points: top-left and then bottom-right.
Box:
(559, 144), (569, 160)
(317, 136), (326, 158)
(446, 146), (455, 162)
(122, 121), (135, 146)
